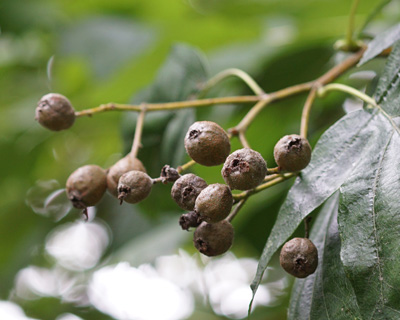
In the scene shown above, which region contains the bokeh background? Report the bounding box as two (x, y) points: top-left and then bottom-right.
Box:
(0, 0), (397, 319)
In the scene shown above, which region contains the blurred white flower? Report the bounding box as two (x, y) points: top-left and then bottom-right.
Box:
(0, 300), (37, 320)
(88, 262), (194, 320)
(202, 253), (286, 319)
(155, 250), (205, 294)
(14, 266), (75, 300)
(45, 219), (110, 271)
(56, 313), (84, 320)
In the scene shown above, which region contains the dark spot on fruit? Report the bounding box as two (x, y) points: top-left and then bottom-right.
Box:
(295, 257), (305, 269)
(189, 130), (200, 139)
(288, 138), (301, 149)
(179, 211), (200, 231)
(182, 186), (193, 198)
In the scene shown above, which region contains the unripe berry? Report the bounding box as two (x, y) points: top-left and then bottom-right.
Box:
(274, 134), (312, 172)
(184, 121), (230, 166)
(194, 220), (234, 257)
(221, 148), (267, 190)
(118, 170), (152, 204)
(66, 165), (107, 209)
(107, 155), (146, 197)
(280, 237), (318, 278)
(35, 93), (75, 131)
(171, 174), (208, 210)
(195, 183), (233, 223)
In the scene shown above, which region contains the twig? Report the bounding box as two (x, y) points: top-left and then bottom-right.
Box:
(129, 106), (147, 159)
(226, 198), (247, 222)
(201, 68), (265, 96)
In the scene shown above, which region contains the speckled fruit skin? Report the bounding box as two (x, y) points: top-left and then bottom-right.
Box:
(221, 148), (267, 190)
(118, 170), (152, 204)
(274, 134), (312, 172)
(184, 121), (230, 166)
(280, 237), (318, 278)
(107, 155), (146, 197)
(35, 93), (75, 131)
(194, 183), (233, 223)
(66, 165), (107, 209)
(194, 220), (234, 257)
(171, 174), (208, 210)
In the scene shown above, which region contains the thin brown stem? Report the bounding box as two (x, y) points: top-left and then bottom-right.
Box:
(201, 68), (265, 96)
(227, 198), (247, 222)
(75, 96), (260, 118)
(345, 0), (361, 48)
(129, 106), (147, 159)
(233, 173), (295, 201)
(177, 160), (196, 174)
(300, 46), (366, 138)
(300, 88), (318, 138)
(266, 167), (280, 175)
(238, 132), (251, 149)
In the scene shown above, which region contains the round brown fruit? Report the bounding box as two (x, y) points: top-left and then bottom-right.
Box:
(66, 165), (107, 209)
(274, 134), (312, 172)
(107, 155), (146, 197)
(184, 121), (230, 166)
(171, 174), (208, 211)
(221, 148), (267, 190)
(194, 220), (234, 257)
(280, 237), (318, 278)
(117, 170), (152, 204)
(35, 93), (75, 131)
(194, 183), (233, 223)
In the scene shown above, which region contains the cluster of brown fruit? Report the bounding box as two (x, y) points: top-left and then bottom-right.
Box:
(35, 93), (318, 278)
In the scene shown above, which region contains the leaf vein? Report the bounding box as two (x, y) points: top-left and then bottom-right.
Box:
(369, 131), (394, 320)
(376, 65), (400, 104)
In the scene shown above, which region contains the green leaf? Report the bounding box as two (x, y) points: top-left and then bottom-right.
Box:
(288, 194), (339, 320)
(358, 24), (400, 66)
(339, 115), (400, 319)
(288, 193), (361, 320)
(309, 194), (362, 320)
(358, 0), (393, 38)
(249, 109), (375, 310)
(251, 45), (400, 312)
(374, 41), (400, 117)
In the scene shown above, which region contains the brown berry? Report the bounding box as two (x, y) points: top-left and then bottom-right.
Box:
(160, 165), (180, 183)
(35, 93), (75, 131)
(107, 155), (146, 197)
(118, 170), (152, 204)
(274, 135), (312, 172)
(221, 148), (267, 190)
(179, 211), (201, 231)
(195, 183), (233, 223)
(184, 121), (230, 166)
(66, 165), (107, 209)
(194, 220), (234, 257)
(280, 237), (318, 278)
(171, 174), (208, 210)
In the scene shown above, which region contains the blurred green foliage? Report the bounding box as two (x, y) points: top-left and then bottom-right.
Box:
(0, 0), (397, 319)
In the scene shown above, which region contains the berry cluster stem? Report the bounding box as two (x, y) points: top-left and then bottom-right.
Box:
(200, 68), (265, 96)
(75, 96), (260, 117)
(345, 0), (361, 49)
(226, 198), (247, 222)
(300, 46), (366, 138)
(130, 106), (147, 159)
(317, 83), (400, 135)
(233, 173), (295, 202)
